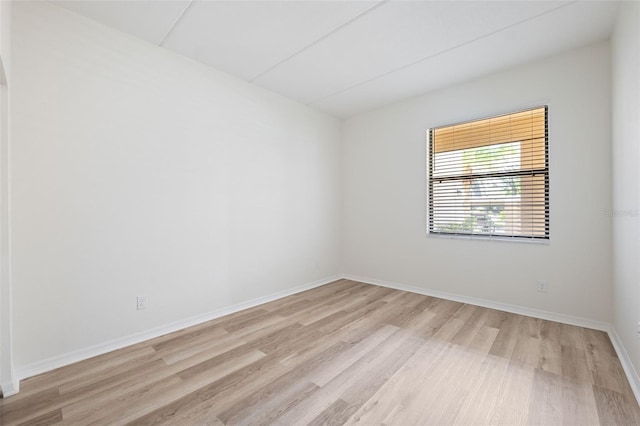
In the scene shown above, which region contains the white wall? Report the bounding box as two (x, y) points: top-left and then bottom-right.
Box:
(0, 0), (9, 83)
(611, 0), (640, 391)
(7, 0), (636, 397)
(0, 0), (13, 396)
(343, 42), (612, 323)
(10, 2), (341, 371)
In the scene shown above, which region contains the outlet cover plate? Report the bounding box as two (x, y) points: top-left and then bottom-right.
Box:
(137, 295), (148, 310)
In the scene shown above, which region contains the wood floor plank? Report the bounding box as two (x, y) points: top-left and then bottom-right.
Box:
(218, 378), (319, 425)
(158, 332), (248, 366)
(294, 293), (369, 326)
(15, 408), (63, 426)
(125, 353), (292, 425)
(1, 279), (638, 426)
(338, 330), (425, 407)
(150, 324), (228, 353)
(450, 305), (488, 346)
(16, 344), (156, 397)
(538, 320), (563, 375)
(488, 361), (535, 425)
(307, 398), (355, 426)
(217, 338), (362, 425)
(58, 351), (161, 394)
(61, 375), (184, 425)
(525, 368), (564, 425)
(489, 312), (523, 359)
(279, 317), (391, 370)
(561, 344), (592, 384)
(452, 353), (513, 424)
(316, 299), (388, 336)
(559, 322), (586, 350)
(593, 384), (640, 425)
(468, 325), (500, 353)
(383, 344), (472, 425)
(272, 327), (425, 426)
(0, 387), (60, 425)
(561, 379), (599, 425)
(344, 338), (452, 425)
(308, 324), (398, 387)
(585, 333), (634, 396)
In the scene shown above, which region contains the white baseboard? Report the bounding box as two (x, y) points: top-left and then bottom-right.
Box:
(342, 273), (640, 406)
(8, 272), (640, 408)
(608, 326), (640, 405)
(342, 274), (610, 331)
(13, 275), (341, 388)
(0, 378), (19, 397)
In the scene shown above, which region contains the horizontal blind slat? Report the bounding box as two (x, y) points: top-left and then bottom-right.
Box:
(428, 106), (549, 239)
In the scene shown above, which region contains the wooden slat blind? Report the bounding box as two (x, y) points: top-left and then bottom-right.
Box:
(428, 106), (549, 240)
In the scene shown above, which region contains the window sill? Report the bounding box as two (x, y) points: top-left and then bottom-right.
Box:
(426, 232), (550, 245)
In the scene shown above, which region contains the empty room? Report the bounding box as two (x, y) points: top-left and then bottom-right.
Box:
(0, 0), (639, 424)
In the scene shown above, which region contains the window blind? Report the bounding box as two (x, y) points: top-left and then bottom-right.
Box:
(428, 106), (549, 240)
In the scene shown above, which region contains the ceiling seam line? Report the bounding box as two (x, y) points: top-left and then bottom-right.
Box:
(249, 0), (389, 83)
(158, 0), (194, 46)
(306, 0), (578, 108)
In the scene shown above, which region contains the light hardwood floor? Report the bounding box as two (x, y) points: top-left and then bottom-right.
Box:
(1, 279), (639, 425)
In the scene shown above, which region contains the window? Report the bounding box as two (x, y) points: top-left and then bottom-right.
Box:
(427, 106), (548, 240)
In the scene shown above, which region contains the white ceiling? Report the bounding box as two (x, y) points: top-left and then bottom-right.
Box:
(52, 0), (621, 118)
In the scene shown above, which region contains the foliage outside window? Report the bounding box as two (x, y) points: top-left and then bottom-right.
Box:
(428, 106), (549, 240)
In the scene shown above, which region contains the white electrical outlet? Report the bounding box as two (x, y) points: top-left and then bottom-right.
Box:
(637, 321), (640, 339)
(537, 280), (548, 293)
(136, 295), (148, 310)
